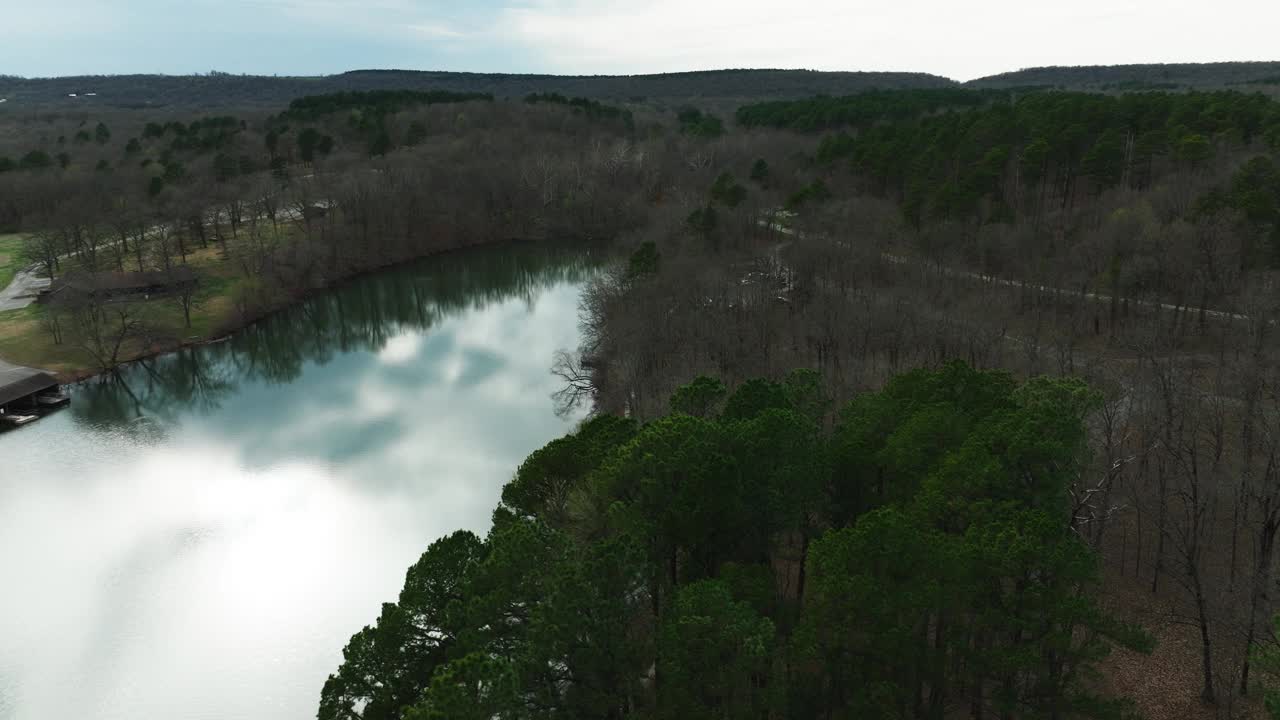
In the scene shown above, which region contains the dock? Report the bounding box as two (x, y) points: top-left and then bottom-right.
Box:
(0, 358), (68, 428)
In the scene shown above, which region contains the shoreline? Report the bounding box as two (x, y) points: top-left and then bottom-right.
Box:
(4, 235), (603, 385)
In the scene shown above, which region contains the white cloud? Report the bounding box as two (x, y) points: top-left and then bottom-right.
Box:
(408, 21), (467, 38)
(493, 0), (1280, 81)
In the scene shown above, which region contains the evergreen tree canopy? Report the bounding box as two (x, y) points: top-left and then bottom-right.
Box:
(321, 363), (1151, 720)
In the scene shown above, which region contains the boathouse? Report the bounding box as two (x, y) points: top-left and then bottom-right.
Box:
(0, 361), (60, 416)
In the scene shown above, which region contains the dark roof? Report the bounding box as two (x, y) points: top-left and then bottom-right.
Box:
(51, 267), (197, 295)
(0, 363), (58, 407)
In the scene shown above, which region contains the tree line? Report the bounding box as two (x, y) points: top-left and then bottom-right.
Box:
(966, 63), (1280, 90)
(278, 89), (493, 122)
(524, 93), (633, 126)
(322, 363), (1152, 720)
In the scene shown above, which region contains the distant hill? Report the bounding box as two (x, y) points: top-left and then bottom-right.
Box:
(966, 62), (1280, 90)
(0, 69), (955, 111)
(8, 63), (1280, 112)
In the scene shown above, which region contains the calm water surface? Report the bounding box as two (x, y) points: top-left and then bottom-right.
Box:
(0, 246), (596, 720)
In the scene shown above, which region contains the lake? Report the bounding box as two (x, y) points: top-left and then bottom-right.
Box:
(0, 245), (597, 720)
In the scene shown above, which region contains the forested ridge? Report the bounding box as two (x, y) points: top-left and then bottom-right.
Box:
(968, 63), (1280, 90)
(321, 364), (1154, 720)
(4, 62), (1279, 112)
(0, 69), (954, 110)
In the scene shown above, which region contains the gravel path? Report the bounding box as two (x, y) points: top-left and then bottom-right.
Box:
(0, 266), (49, 312)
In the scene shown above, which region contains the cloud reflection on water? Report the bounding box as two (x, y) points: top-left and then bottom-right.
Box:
(0, 246), (597, 720)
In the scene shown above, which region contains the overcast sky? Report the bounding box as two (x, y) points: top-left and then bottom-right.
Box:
(3, 0), (1277, 81)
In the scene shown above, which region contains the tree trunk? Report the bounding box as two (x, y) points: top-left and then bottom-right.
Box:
(1241, 514), (1278, 695)
(1152, 466), (1167, 594)
(1192, 566), (1216, 705)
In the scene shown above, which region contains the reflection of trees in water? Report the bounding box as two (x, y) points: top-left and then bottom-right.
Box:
(73, 347), (239, 434)
(226, 244), (597, 384)
(70, 245), (598, 428)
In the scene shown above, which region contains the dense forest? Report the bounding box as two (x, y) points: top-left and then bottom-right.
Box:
(6, 73), (1280, 718)
(321, 364), (1153, 720)
(736, 89), (1280, 261)
(567, 85), (1280, 719)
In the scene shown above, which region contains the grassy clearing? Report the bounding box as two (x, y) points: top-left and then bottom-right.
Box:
(0, 305), (91, 375)
(0, 243), (246, 375)
(0, 233), (26, 291)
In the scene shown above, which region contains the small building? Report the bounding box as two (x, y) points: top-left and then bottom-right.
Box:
(44, 267), (198, 303)
(0, 362), (61, 418)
